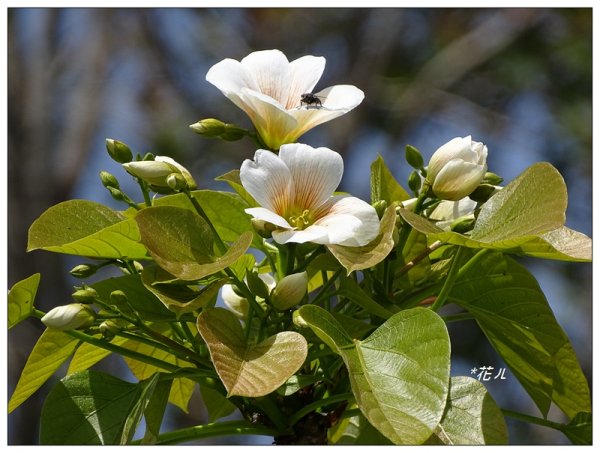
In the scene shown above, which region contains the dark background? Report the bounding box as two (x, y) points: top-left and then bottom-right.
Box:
(7, 8), (592, 445)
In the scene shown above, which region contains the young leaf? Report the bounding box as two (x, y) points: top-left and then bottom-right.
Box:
(370, 154), (411, 204)
(197, 308), (308, 397)
(39, 370), (155, 445)
(28, 200), (148, 259)
(68, 336), (129, 374)
(215, 169), (258, 207)
(560, 412), (592, 445)
(8, 273), (40, 329)
(452, 251), (591, 419)
(135, 206), (253, 280)
(199, 385), (237, 422)
(328, 204), (397, 274)
(295, 305), (451, 445)
(9, 329), (79, 413)
(427, 376), (508, 445)
(142, 379), (173, 444)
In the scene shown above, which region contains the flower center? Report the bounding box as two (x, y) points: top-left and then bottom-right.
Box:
(287, 209), (313, 230)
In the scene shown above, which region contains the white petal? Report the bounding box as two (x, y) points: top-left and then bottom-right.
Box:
(282, 55), (326, 109)
(240, 50), (292, 104)
(244, 207), (292, 229)
(272, 224), (331, 245)
(240, 150), (292, 213)
(315, 196), (380, 246)
(206, 58), (260, 99)
(433, 160), (487, 200)
(278, 144), (343, 210)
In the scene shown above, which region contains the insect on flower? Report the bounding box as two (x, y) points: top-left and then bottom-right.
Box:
(299, 92), (323, 109)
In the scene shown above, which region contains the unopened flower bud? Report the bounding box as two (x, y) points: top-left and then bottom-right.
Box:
(99, 320), (121, 340)
(408, 170), (422, 194)
(221, 124), (247, 142)
(270, 272), (308, 311)
(110, 290), (128, 305)
(246, 271), (271, 299)
(372, 200), (388, 219)
(426, 136), (488, 201)
(69, 264), (97, 278)
(72, 287), (99, 304)
(99, 171), (120, 190)
(189, 118), (226, 137)
(123, 156), (197, 190)
(482, 172), (503, 186)
(107, 186), (125, 201)
(106, 139), (133, 163)
(221, 274), (276, 318)
(166, 173), (189, 191)
(41, 303), (96, 331)
(405, 144), (424, 170)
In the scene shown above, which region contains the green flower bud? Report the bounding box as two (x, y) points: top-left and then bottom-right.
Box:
(122, 156), (197, 190)
(69, 264), (97, 279)
(106, 139), (133, 163)
(99, 320), (122, 340)
(372, 200), (388, 219)
(107, 186), (125, 201)
(166, 173), (188, 191)
(99, 171), (120, 189)
(221, 124), (247, 142)
(408, 170), (422, 194)
(482, 172), (503, 186)
(189, 118), (226, 137)
(270, 272), (308, 311)
(72, 287), (99, 304)
(110, 290), (128, 305)
(405, 144), (424, 170)
(41, 303), (96, 331)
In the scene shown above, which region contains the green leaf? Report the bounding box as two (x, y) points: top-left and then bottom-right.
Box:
(295, 305), (451, 444)
(141, 265), (225, 316)
(329, 408), (393, 445)
(141, 379), (172, 445)
(471, 162), (566, 241)
(328, 204), (397, 274)
(28, 200), (148, 259)
(452, 251), (591, 419)
(199, 384), (237, 422)
(68, 336), (128, 374)
(9, 328), (79, 413)
(121, 324), (196, 413)
(337, 277), (396, 319)
(561, 412), (592, 445)
(197, 308), (308, 397)
(135, 206), (252, 280)
(215, 169), (258, 208)
(428, 376), (508, 445)
(8, 273), (40, 329)
(370, 154), (411, 204)
(92, 274), (176, 322)
(120, 373), (160, 444)
(39, 370), (155, 445)
(277, 374), (326, 397)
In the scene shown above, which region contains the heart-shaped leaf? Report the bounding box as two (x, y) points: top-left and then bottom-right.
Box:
(8, 273), (40, 329)
(197, 308), (308, 397)
(295, 305), (451, 445)
(135, 206), (252, 280)
(28, 200), (148, 259)
(427, 376), (508, 445)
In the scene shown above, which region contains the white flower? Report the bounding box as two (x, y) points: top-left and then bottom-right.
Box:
(206, 49), (364, 150)
(240, 143), (380, 246)
(41, 303), (96, 331)
(426, 136), (488, 201)
(221, 274), (276, 318)
(429, 198), (478, 231)
(123, 156), (196, 190)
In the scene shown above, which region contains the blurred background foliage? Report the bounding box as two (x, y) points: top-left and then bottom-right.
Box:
(7, 8), (591, 445)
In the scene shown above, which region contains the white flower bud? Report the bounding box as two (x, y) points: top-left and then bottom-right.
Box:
(427, 136), (488, 201)
(270, 272), (308, 311)
(122, 156), (196, 190)
(41, 303), (96, 331)
(221, 274), (276, 318)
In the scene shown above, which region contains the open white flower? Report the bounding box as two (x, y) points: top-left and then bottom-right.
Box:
(206, 49), (364, 150)
(240, 143), (380, 246)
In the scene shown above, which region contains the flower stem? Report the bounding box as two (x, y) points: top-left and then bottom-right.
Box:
(430, 246), (464, 312)
(130, 420), (279, 445)
(502, 408), (565, 431)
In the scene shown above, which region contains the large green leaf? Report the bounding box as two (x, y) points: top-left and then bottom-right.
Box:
(28, 200), (148, 259)
(451, 251), (591, 419)
(91, 274), (176, 322)
(39, 370), (157, 445)
(398, 163), (591, 262)
(295, 305), (451, 445)
(428, 376), (508, 445)
(370, 154), (411, 204)
(68, 336), (128, 374)
(197, 308), (308, 397)
(8, 273), (40, 329)
(199, 384), (237, 423)
(9, 329), (79, 413)
(328, 204), (397, 274)
(135, 206), (252, 280)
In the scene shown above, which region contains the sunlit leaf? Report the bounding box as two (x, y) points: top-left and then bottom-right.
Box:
(39, 370), (157, 445)
(328, 204), (397, 274)
(28, 200), (148, 259)
(452, 251), (591, 419)
(199, 384), (237, 422)
(370, 154), (411, 204)
(9, 329), (79, 413)
(427, 376), (508, 445)
(215, 169), (258, 208)
(8, 273), (40, 329)
(561, 412), (592, 445)
(197, 308), (308, 397)
(295, 305), (451, 445)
